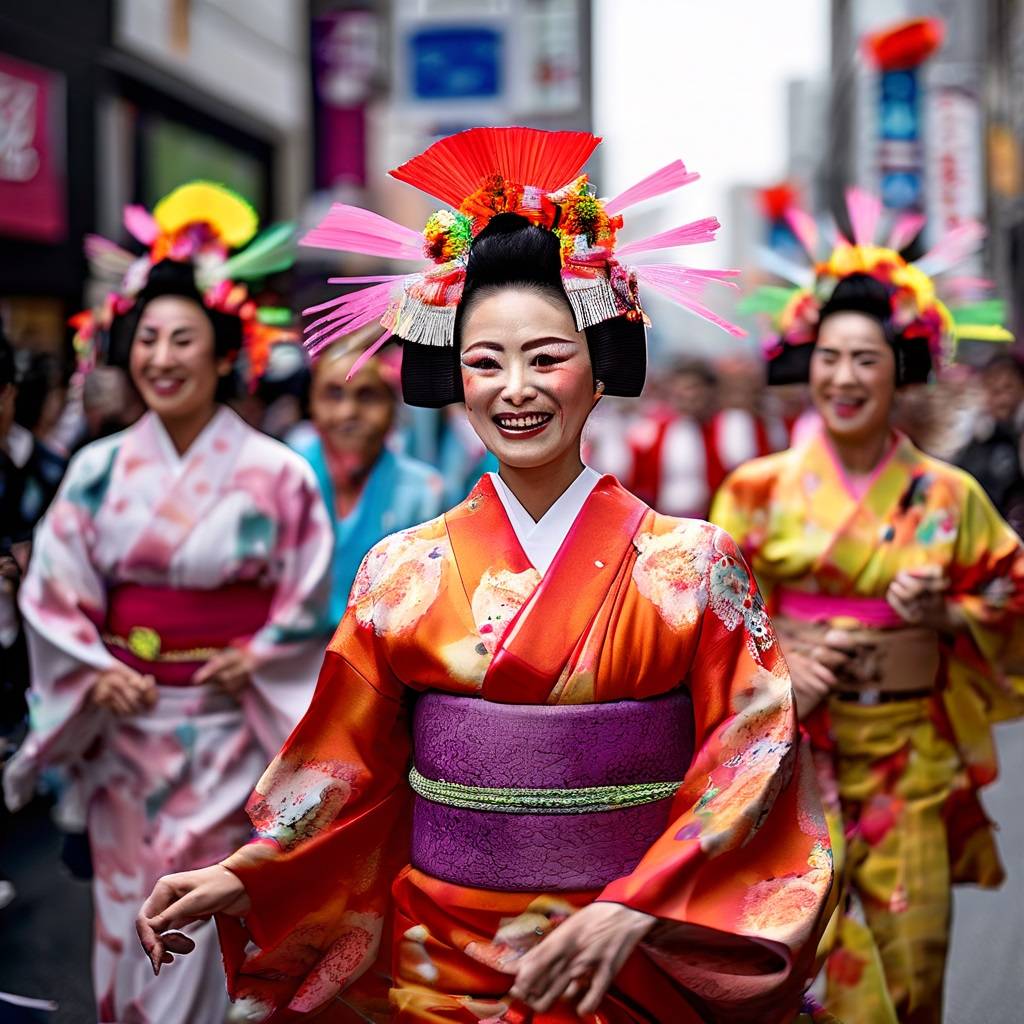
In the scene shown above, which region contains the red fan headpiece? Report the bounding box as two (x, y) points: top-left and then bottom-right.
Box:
(301, 127), (744, 378)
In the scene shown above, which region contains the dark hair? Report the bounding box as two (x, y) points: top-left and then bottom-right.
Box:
(981, 352), (1024, 381)
(400, 214), (646, 407)
(768, 272), (931, 386)
(669, 356), (718, 388)
(14, 352), (63, 432)
(109, 259), (241, 402)
(818, 272), (893, 329)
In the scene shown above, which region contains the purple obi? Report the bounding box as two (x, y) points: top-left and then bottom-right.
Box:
(410, 690), (695, 892)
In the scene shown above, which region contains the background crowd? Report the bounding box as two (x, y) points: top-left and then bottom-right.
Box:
(3, 294), (1024, 1022)
(3, 1), (1024, 1021)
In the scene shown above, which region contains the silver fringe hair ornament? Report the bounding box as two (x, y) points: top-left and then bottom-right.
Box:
(300, 126), (745, 378)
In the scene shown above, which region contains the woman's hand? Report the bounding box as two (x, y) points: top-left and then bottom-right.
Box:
(508, 902), (656, 1015)
(91, 666), (157, 715)
(785, 627), (856, 718)
(192, 646), (255, 695)
(136, 864), (251, 976)
(887, 567), (962, 633)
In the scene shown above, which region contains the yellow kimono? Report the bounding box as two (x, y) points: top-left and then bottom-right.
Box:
(712, 428), (1024, 1024)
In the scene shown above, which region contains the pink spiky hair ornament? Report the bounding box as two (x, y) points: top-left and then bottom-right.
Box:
(70, 181), (298, 388)
(300, 126), (745, 381)
(742, 187), (1012, 382)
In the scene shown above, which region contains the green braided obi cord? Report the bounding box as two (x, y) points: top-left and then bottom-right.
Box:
(408, 766), (680, 815)
(410, 690), (695, 891)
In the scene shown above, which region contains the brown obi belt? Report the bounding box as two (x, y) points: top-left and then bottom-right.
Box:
(409, 690), (694, 892)
(95, 583), (274, 685)
(775, 588), (940, 705)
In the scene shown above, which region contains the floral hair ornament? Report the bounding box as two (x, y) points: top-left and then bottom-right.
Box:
(71, 181), (297, 387)
(299, 126), (745, 378)
(742, 187), (1007, 373)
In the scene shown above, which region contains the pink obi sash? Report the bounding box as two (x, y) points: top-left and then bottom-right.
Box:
(98, 583), (275, 685)
(777, 588), (905, 628)
(774, 588), (940, 700)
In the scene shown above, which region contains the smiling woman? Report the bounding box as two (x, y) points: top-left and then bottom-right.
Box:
(136, 128), (833, 1024)
(713, 192), (1024, 1023)
(457, 218), (607, 519)
(4, 183), (335, 1024)
(808, 275), (899, 476)
(127, 267), (239, 454)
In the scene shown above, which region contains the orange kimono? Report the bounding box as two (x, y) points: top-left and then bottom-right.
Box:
(218, 475), (833, 1023)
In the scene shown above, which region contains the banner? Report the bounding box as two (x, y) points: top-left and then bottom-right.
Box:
(0, 51), (66, 242)
(864, 18), (944, 213)
(926, 84), (984, 241)
(312, 10), (381, 191)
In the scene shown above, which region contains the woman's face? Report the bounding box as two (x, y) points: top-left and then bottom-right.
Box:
(460, 287), (597, 470)
(129, 296), (228, 421)
(809, 311), (896, 444)
(310, 349), (395, 467)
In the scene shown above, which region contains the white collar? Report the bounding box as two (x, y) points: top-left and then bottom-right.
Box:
(489, 466), (601, 575)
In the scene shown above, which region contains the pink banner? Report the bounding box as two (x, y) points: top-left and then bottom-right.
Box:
(312, 11), (379, 190)
(0, 51), (66, 242)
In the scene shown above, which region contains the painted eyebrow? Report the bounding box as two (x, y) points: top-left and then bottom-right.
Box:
(137, 323), (199, 337)
(817, 345), (884, 357)
(462, 336), (580, 355)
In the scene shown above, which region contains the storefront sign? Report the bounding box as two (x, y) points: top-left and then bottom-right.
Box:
(0, 51), (66, 242)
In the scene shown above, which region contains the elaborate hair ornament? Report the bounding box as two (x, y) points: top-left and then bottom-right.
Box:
(71, 181), (297, 386)
(299, 126), (745, 378)
(744, 187), (1007, 371)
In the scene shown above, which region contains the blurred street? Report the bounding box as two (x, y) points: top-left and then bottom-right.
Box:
(0, 800), (92, 1023)
(946, 721), (1024, 1022)
(3, 721), (1024, 1022)
(2, 1), (1024, 1023)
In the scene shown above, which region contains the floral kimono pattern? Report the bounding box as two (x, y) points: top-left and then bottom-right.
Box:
(218, 473), (832, 1023)
(712, 428), (1024, 1024)
(4, 407), (333, 1024)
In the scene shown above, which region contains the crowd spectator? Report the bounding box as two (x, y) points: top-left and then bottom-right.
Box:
(626, 356), (722, 517)
(954, 353), (1024, 534)
(288, 343), (444, 631)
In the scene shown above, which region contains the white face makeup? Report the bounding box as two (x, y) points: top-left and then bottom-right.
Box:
(810, 311), (897, 444)
(129, 295), (228, 421)
(459, 287), (598, 471)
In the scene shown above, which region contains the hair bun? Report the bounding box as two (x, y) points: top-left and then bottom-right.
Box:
(819, 273), (893, 326)
(476, 212), (537, 237)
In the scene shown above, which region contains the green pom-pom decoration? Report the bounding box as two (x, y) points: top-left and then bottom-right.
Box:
(424, 210), (474, 262)
(256, 306), (294, 326)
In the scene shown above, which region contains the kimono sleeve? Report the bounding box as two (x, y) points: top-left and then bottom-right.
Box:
(946, 473), (1024, 686)
(240, 454), (335, 754)
(599, 526), (833, 1023)
(4, 443), (119, 811)
(218, 565), (413, 1023)
(710, 466), (778, 602)
(937, 474), (1024, 797)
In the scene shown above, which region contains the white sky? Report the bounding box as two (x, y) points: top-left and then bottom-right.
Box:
(593, 0), (831, 299)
